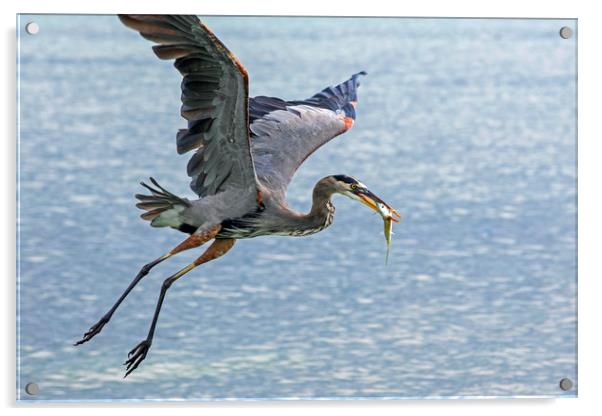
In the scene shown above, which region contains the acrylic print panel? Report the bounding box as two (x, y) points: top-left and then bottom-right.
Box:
(16, 14), (577, 401)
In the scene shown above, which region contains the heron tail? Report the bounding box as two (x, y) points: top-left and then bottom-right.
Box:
(135, 178), (191, 228)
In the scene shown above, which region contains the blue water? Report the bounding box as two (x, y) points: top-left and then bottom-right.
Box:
(17, 15), (577, 401)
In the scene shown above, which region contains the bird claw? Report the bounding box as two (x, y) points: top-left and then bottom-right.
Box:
(74, 316), (110, 346)
(124, 340), (152, 377)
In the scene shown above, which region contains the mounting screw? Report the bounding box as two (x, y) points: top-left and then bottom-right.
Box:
(559, 26), (573, 39)
(559, 378), (573, 391)
(25, 382), (39, 396)
(25, 22), (39, 35)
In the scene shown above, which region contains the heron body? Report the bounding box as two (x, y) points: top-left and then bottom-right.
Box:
(218, 177), (338, 239)
(75, 14), (399, 377)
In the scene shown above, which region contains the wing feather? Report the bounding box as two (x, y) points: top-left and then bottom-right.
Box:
(119, 14), (258, 200)
(249, 72), (366, 200)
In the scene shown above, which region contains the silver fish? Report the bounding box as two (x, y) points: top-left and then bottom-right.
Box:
(376, 202), (399, 264)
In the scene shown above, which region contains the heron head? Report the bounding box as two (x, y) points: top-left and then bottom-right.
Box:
(330, 174), (400, 220)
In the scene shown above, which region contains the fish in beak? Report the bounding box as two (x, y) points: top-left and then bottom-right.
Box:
(352, 187), (401, 221)
(348, 186), (401, 264)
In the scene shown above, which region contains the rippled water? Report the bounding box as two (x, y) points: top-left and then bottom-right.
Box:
(17, 15), (577, 401)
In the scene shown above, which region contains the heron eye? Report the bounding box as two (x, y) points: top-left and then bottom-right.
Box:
(350, 184), (357, 190)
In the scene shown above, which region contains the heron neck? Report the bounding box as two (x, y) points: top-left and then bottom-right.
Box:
(307, 180), (336, 223)
(267, 180), (336, 236)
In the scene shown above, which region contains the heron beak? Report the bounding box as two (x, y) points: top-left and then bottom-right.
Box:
(354, 189), (401, 222)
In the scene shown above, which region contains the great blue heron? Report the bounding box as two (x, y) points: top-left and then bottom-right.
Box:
(75, 14), (400, 377)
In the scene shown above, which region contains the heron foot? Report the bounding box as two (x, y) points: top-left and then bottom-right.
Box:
(124, 339), (152, 377)
(74, 315), (111, 346)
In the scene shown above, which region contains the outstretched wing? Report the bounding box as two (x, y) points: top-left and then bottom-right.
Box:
(249, 72), (366, 201)
(119, 15), (258, 199)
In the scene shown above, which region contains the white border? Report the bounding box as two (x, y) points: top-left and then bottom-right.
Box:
(2, 0), (600, 415)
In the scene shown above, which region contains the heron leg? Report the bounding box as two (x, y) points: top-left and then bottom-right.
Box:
(74, 225), (222, 346)
(124, 238), (235, 377)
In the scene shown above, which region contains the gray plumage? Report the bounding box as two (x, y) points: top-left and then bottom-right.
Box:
(251, 104), (351, 201)
(120, 15), (367, 238)
(119, 14), (258, 224)
(217, 176), (339, 239)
